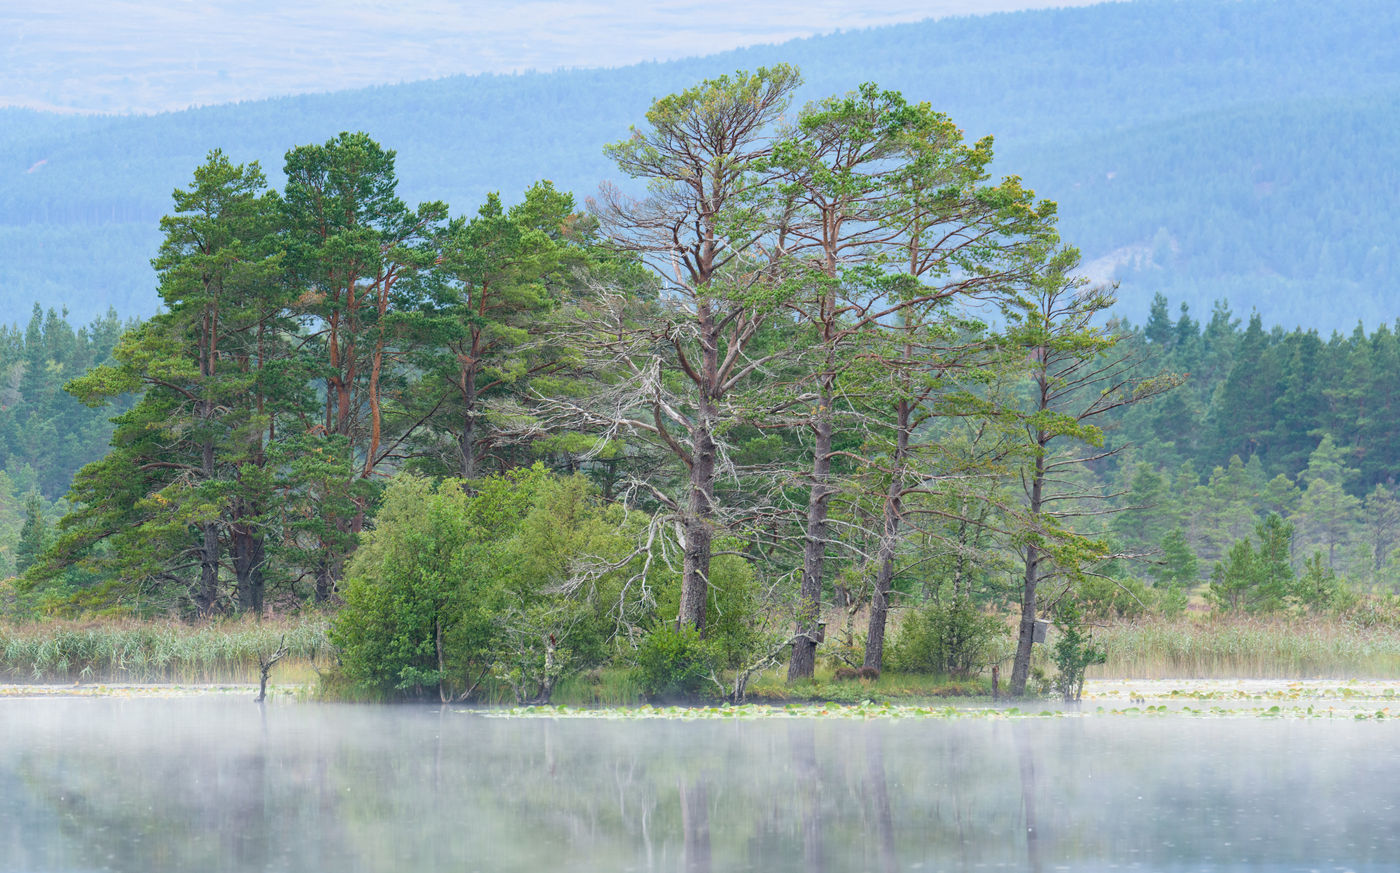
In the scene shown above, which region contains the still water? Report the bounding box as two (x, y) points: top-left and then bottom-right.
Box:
(1, 696), (1396, 872)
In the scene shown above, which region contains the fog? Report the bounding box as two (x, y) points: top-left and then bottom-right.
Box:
(1, 698), (1395, 871)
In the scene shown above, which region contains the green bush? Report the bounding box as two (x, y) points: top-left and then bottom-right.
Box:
(1156, 584), (1189, 618)
(650, 543), (763, 670)
(330, 465), (652, 702)
(330, 475), (504, 699)
(1051, 599), (1106, 702)
(886, 599), (1005, 678)
(632, 624), (720, 700)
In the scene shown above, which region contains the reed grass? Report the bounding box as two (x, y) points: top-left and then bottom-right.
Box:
(0, 616), (331, 684)
(1089, 615), (1400, 679)
(745, 666), (988, 703)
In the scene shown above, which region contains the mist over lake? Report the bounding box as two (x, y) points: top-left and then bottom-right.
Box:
(2, 697), (1396, 872)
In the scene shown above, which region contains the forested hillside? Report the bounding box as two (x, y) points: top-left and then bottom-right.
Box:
(3, 0), (1397, 328)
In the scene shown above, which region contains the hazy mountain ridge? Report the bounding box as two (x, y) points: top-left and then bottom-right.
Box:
(2, 0), (1396, 328)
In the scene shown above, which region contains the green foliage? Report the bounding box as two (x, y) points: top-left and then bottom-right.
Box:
(1050, 599), (1106, 702)
(1209, 513), (1296, 614)
(886, 600), (1006, 679)
(331, 475), (499, 698)
(331, 466), (648, 702)
(1153, 527), (1199, 590)
(0, 305), (133, 501)
(14, 493), (48, 576)
(1294, 551), (1355, 615)
(631, 624), (720, 701)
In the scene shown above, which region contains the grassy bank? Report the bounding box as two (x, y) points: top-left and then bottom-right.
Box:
(1090, 615), (1400, 679)
(5, 612), (1398, 694)
(0, 617), (331, 684)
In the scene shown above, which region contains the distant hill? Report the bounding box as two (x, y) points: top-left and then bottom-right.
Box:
(2, 0), (1397, 330)
(1, 0), (1102, 113)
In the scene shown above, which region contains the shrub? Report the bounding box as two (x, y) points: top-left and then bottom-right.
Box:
(330, 475), (504, 700)
(1051, 599), (1106, 702)
(330, 466), (648, 702)
(632, 624), (720, 700)
(1156, 584), (1189, 618)
(886, 599), (1005, 678)
(650, 543), (763, 670)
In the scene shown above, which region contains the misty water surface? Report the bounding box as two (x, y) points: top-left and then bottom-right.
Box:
(1, 698), (1396, 872)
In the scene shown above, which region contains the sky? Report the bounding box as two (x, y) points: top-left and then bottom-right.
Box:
(3, 0), (1111, 114)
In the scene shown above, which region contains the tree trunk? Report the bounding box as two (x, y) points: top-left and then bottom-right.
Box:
(314, 555), (339, 604)
(197, 520), (220, 616)
(678, 307), (720, 634)
(232, 525), (265, 614)
(864, 401), (910, 672)
(790, 389), (834, 681)
(678, 415), (716, 632)
(364, 340), (383, 477)
(196, 437), (220, 616)
(1010, 448), (1046, 696)
(459, 363), (477, 480)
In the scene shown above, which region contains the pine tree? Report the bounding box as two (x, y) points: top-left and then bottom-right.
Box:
(14, 492), (46, 575)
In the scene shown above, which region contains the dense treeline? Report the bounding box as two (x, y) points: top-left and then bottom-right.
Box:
(1085, 296), (1400, 603)
(0, 305), (133, 577)
(3, 0), (1398, 328)
(0, 305), (132, 499)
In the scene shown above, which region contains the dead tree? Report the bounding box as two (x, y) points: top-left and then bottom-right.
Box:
(580, 65), (801, 634)
(255, 634), (289, 703)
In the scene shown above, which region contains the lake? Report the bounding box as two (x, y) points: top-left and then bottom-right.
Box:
(1, 687), (1396, 871)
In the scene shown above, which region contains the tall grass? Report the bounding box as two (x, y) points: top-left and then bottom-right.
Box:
(0, 617), (331, 683)
(1090, 615), (1400, 679)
